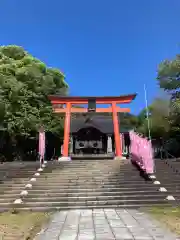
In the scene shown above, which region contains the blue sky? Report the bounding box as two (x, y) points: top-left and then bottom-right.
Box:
(1, 0), (180, 114)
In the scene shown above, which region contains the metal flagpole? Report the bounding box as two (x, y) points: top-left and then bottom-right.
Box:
(144, 84), (151, 141)
(143, 84), (155, 173)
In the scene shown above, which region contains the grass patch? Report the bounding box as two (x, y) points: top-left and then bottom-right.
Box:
(147, 206), (180, 236)
(0, 211), (52, 240)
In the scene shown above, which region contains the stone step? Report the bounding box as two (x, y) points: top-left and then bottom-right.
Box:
(29, 184), (155, 189)
(156, 163), (179, 167)
(40, 174), (141, 179)
(26, 186), (164, 193)
(155, 171), (180, 175)
(153, 180), (180, 186)
(0, 183), (28, 188)
(20, 190), (176, 198)
(0, 193), (23, 198)
(33, 178), (150, 183)
(17, 189), (170, 198)
(0, 171), (36, 174)
(154, 172), (176, 175)
(0, 185), (159, 192)
(43, 170), (135, 174)
(0, 167), (38, 170)
(48, 160), (123, 163)
(155, 168), (178, 171)
(23, 194), (172, 202)
(0, 174), (36, 179)
(0, 203), (174, 213)
(39, 177), (144, 181)
(46, 163), (131, 167)
(47, 165), (134, 169)
(164, 161), (180, 164)
(40, 172), (141, 177)
(41, 172), (140, 176)
(18, 202), (173, 210)
(46, 163), (131, 166)
(33, 179), (148, 184)
(1, 188), (27, 194)
(0, 180), (32, 184)
(47, 164), (130, 166)
(38, 180), (153, 185)
(157, 179), (180, 185)
(28, 184), (161, 190)
(12, 199), (173, 208)
(155, 172), (176, 176)
(0, 189), (171, 199)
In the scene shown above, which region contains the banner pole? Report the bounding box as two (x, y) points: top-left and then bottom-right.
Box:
(143, 84), (155, 173)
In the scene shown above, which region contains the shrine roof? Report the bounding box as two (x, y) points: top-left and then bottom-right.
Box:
(71, 115), (132, 134)
(48, 93), (137, 103)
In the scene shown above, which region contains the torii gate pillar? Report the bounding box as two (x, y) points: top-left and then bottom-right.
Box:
(63, 102), (71, 157)
(112, 102), (121, 158)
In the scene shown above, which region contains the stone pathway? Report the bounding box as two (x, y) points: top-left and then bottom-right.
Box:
(35, 209), (180, 240)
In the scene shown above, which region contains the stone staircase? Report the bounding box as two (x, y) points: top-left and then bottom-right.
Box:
(8, 159), (175, 211)
(0, 159), (178, 212)
(0, 162), (40, 211)
(154, 159), (180, 200)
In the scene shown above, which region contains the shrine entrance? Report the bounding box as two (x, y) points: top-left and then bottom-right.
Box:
(74, 127), (107, 155)
(48, 94), (136, 160)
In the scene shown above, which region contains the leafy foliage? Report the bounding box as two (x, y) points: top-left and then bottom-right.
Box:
(119, 112), (139, 130)
(136, 98), (170, 138)
(0, 45), (68, 160)
(157, 56), (180, 91)
(0, 45), (68, 135)
(157, 55), (180, 137)
(132, 54), (180, 156)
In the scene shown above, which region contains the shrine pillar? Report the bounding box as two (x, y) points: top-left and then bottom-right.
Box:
(62, 102), (71, 159)
(112, 102), (122, 158)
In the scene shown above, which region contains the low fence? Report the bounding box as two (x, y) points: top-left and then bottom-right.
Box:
(129, 131), (154, 174)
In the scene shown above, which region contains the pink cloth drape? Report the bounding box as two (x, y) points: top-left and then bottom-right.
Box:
(38, 131), (45, 162)
(129, 131), (154, 174)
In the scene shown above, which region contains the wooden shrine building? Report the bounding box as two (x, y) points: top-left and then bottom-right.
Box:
(48, 94), (136, 160)
(70, 115), (131, 157)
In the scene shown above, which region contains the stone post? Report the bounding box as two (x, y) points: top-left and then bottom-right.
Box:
(107, 134), (112, 153)
(69, 136), (73, 154)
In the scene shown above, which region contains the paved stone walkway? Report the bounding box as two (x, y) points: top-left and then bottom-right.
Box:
(35, 209), (180, 240)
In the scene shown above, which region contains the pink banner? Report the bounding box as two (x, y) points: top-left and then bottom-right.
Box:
(39, 129), (45, 163)
(129, 131), (154, 174)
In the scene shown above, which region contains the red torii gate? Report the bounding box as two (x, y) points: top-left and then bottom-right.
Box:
(48, 94), (136, 159)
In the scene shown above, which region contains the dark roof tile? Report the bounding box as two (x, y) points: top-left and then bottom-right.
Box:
(70, 115), (131, 134)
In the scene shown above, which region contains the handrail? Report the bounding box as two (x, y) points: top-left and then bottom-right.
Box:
(165, 151), (177, 159)
(159, 148), (177, 159)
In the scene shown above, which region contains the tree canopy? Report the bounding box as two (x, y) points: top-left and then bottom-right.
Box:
(0, 45), (68, 136)
(0, 45), (68, 160)
(132, 53), (180, 156)
(156, 55), (180, 137)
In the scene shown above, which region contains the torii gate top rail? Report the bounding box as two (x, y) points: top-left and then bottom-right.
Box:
(48, 94), (136, 104)
(48, 94), (137, 160)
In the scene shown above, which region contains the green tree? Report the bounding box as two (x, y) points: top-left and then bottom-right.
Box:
(0, 45), (68, 160)
(157, 54), (180, 138)
(157, 55), (180, 92)
(137, 98), (170, 139)
(119, 112), (139, 130)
